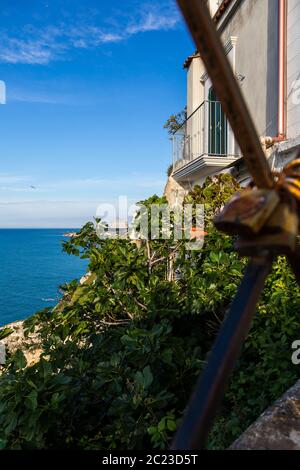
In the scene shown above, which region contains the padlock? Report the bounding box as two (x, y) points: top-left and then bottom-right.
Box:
(283, 158), (300, 176)
(275, 158), (300, 203)
(262, 202), (299, 235)
(214, 189), (280, 237)
(236, 203), (299, 257)
(283, 177), (300, 202)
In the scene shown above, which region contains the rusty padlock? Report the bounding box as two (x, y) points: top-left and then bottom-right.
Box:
(236, 202), (299, 256)
(214, 189), (280, 237)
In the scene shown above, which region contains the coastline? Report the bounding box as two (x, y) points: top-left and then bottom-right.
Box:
(0, 271), (90, 368)
(0, 228), (87, 328)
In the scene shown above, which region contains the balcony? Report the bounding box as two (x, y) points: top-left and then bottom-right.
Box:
(172, 100), (240, 182)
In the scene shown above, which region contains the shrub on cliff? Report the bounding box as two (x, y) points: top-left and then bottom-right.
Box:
(0, 174), (299, 450)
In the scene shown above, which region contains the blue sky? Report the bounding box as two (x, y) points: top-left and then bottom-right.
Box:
(0, 0), (193, 227)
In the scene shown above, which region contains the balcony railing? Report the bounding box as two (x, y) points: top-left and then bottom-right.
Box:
(173, 100), (237, 171)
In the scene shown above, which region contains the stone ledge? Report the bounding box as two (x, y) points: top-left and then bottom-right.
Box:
(231, 380), (300, 450)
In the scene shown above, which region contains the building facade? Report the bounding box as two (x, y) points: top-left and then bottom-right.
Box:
(171, 0), (300, 192)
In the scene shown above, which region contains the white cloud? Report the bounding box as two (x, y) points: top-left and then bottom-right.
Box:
(0, 199), (100, 228)
(99, 32), (124, 43)
(0, 172), (166, 227)
(0, 174), (31, 185)
(8, 89), (72, 104)
(0, 28), (67, 65)
(26, 175), (165, 194)
(0, 198), (143, 228)
(0, 174), (38, 194)
(0, 2), (180, 65)
(0, 174), (165, 197)
(126, 8), (179, 34)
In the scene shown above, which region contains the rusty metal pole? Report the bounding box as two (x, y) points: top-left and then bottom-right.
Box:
(176, 0), (274, 189)
(171, 255), (273, 449)
(171, 0), (300, 451)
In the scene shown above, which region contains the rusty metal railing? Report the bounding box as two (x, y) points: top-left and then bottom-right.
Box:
(171, 0), (300, 450)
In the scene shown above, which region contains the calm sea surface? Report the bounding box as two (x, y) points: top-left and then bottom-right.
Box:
(0, 229), (88, 327)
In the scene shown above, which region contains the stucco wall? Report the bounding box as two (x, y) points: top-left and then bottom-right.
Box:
(187, 57), (204, 117)
(287, 0), (300, 139)
(208, 0), (221, 16)
(220, 0), (279, 137)
(186, 0), (279, 139)
(186, 57), (205, 160)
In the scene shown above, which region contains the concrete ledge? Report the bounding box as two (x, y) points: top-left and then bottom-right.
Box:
(173, 155), (239, 182)
(231, 380), (300, 450)
(277, 136), (300, 155)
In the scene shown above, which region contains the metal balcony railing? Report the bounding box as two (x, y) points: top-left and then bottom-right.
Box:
(172, 100), (236, 171)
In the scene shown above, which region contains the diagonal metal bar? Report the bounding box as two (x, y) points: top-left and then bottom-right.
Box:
(176, 0), (274, 189)
(171, 255), (274, 450)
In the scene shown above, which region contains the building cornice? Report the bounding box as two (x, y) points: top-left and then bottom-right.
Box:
(214, 0), (235, 23)
(183, 0), (236, 69)
(183, 52), (200, 70)
(200, 36), (237, 82)
(173, 155), (240, 181)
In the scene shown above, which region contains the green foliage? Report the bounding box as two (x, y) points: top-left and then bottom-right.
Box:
(167, 164), (173, 177)
(163, 108), (187, 135)
(0, 327), (13, 341)
(0, 173), (299, 450)
(208, 256), (300, 448)
(184, 173), (241, 226)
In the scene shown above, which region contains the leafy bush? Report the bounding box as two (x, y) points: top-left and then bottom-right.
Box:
(167, 164), (173, 177)
(0, 174), (299, 450)
(163, 108), (187, 136)
(0, 328), (13, 341)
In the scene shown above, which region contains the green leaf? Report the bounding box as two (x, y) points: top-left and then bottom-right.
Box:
(13, 349), (27, 369)
(142, 366), (153, 389)
(0, 327), (13, 341)
(166, 419), (177, 432)
(4, 413), (18, 435)
(25, 390), (38, 411)
(158, 418), (166, 432)
(51, 374), (72, 386)
(40, 358), (52, 379)
(134, 371), (144, 388)
(147, 426), (157, 435)
(0, 439), (7, 450)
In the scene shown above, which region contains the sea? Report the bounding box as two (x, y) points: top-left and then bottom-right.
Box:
(0, 229), (88, 327)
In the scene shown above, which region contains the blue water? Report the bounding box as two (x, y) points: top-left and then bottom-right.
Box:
(0, 229), (88, 327)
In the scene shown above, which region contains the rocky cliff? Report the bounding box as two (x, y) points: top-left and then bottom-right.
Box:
(0, 320), (41, 369)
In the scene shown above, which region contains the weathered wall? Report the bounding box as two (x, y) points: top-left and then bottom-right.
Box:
(186, 57), (206, 161)
(180, 0), (300, 189)
(186, 57), (204, 118)
(208, 0), (222, 16)
(287, 0), (300, 139)
(220, 0), (279, 137)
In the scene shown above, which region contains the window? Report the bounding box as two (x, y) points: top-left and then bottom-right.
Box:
(208, 87), (227, 155)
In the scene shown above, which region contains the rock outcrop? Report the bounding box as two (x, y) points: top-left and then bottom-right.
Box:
(163, 175), (187, 207)
(0, 271), (92, 369)
(0, 320), (41, 368)
(231, 380), (300, 450)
